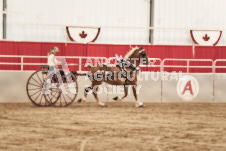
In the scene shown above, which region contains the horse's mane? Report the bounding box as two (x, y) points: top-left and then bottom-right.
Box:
(124, 46), (139, 59)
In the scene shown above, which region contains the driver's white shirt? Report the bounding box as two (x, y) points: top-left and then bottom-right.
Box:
(48, 54), (57, 67)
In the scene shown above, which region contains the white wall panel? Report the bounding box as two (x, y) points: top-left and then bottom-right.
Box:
(0, 72), (221, 103)
(0, 0), (3, 38)
(153, 0), (226, 45)
(3, 0), (226, 45)
(5, 0), (150, 44)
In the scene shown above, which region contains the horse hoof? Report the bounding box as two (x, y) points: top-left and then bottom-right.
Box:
(138, 104), (145, 108)
(113, 96), (118, 101)
(99, 103), (107, 107)
(136, 103), (145, 108)
(78, 98), (82, 103)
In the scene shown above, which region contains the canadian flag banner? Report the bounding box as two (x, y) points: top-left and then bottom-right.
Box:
(66, 26), (101, 43)
(190, 30), (222, 46)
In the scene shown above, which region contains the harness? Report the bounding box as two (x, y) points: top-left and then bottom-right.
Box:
(88, 54), (140, 85)
(115, 54), (140, 85)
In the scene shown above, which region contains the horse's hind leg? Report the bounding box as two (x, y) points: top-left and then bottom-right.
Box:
(113, 85), (128, 101)
(78, 85), (92, 103)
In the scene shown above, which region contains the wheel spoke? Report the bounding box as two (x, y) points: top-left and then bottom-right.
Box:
(33, 92), (41, 102)
(51, 89), (60, 93)
(29, 82), (41, 88)
(51, 91), (59, 99)
(62, 94), (68, 105)
(31, 77), (42, 86)
(36, 72), (43, 83)
(47, 95), (52, 103)
(59, 95), (62, 106)
(28, 88), (41, 91)
(30, 90), (41, 97)
(65, 94), (73, 101)
(39, 95), (43, 105)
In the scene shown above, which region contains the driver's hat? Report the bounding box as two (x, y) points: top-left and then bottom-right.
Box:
(50, 47), (59, 53)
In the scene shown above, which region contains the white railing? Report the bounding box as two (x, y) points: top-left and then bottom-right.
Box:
(0, 55), (163, 72)
(213, 59), (226, 72)
(2, 55), (226, 73)
(162, 59), (214, 73)
(0, 55), (107, 72)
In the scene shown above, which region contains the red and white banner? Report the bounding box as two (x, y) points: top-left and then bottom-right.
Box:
(190, 30), (222, 46)
(66, 26), (100, 43)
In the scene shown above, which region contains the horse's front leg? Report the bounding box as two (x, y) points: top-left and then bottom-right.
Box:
(132, 85), (145, 107)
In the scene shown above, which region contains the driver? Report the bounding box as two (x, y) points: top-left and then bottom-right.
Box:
(48, 47), (62, 67)
(42, 47), (62, 94)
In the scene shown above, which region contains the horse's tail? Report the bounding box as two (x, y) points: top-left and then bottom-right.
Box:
(85, 63), (92, 70)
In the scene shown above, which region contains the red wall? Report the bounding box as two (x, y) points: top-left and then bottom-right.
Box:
(0, 40), (226, 72)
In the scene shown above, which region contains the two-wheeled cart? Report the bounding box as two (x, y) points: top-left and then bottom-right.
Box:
(26, 65), (85, 107)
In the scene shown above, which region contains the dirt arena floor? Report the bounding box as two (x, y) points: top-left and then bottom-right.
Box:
(1, 102), (226, 151)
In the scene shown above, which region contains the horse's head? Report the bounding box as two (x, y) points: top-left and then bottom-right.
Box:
(137, 47), (149, 65)
(124, 46), (149, 66)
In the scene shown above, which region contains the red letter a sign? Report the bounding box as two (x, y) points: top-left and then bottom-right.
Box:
(182, 80), (193, 95)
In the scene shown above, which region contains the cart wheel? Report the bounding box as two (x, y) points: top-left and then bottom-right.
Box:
(44, 71), (78, 107)
(26, 70), (51, 107)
